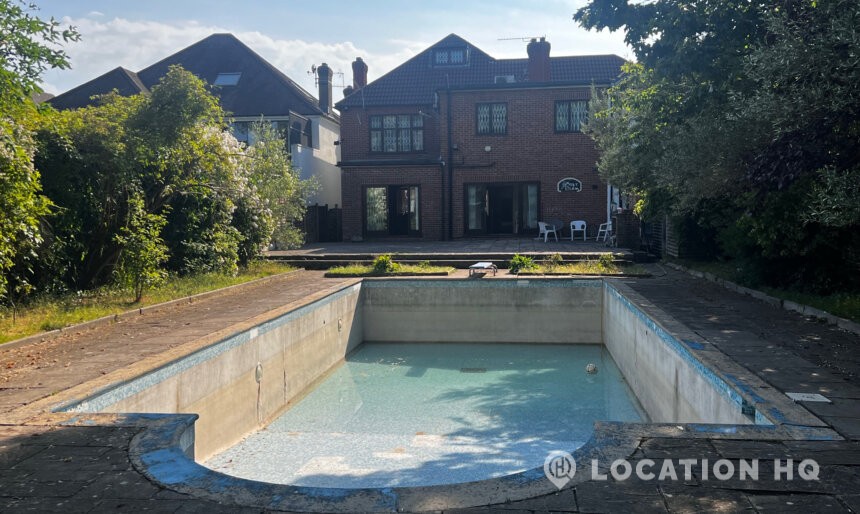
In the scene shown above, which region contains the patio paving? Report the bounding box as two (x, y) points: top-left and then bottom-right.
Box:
(268, 238), (622, 257)
(1, 261), (859, 512)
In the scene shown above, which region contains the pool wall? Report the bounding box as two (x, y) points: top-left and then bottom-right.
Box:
(362, 279), (602, 343)
(62, 278), (764, 463)
(603, 281), (752, 425)
(63, 283), (363, 460)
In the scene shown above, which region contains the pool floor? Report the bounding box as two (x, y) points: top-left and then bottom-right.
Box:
(204, 342), (645, 488)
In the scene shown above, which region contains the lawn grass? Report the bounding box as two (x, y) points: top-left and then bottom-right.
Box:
(325, 263), (455, 277)
(0, 261), (296, 345)
(672, 258), (860, 323)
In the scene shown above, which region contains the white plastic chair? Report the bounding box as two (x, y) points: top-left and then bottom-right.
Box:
(570, 220), (587, 241)
(596, 222), (612, 243)
(538, 221), (558, 242)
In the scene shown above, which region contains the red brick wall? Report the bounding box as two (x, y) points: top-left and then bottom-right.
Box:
(444, 87), (608, 239)
(341, 165), (444, 241)
(338, 85), (610, 241)
(339, 105), (441, 162)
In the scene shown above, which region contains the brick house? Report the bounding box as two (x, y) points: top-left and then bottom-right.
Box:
(335, 34), (626, 241)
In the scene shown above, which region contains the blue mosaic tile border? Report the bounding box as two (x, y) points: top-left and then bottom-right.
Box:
(604, 282), (774, 426)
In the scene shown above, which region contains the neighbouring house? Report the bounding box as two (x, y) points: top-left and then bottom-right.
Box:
(48, 33), (342, 242)
(336, 34), (630, 242)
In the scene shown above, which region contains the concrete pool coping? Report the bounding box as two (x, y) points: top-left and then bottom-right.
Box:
(12, 277), (841, 512)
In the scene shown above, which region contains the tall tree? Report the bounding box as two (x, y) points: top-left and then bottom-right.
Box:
(577, 0), (860, 290)
(0, 0), (78, 299)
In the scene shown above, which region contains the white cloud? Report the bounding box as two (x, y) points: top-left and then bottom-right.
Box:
(39, 11), (630, 98)
(39, 15), (430, 99)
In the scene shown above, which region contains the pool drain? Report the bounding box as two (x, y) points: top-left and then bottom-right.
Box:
(460, 367), (486, 373)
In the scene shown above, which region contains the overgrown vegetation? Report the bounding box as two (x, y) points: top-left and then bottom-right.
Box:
(0, 3), (314, 313)
(326, 256), (453, 277)
(371, 254), (400, 273)
(508, 254), (537, 273)
(578, 0), (860, 295)
(521, 253), (640, 275)
(0, 261), (294, 344)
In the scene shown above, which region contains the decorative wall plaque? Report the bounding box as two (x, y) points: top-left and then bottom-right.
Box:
(557, 178), (582, 192)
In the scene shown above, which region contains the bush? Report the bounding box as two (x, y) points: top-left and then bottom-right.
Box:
(509, 254), (536, 273)
(372, 254), (400, 273)
(597, 253), (614, 270)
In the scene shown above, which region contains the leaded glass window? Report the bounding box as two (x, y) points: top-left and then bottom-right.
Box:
(477, 103), (507, 135)
(555, 100), (588, 132)
(370, 114), (424, 152)
(432, 47), (468, 67)
(365, 187), (387, 232)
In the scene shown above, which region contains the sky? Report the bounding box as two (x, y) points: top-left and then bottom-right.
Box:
(36, 1), (631, 99)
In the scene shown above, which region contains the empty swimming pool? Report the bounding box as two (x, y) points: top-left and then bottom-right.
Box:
(58, 278), (800, 511)
(205, 342), (645, 487)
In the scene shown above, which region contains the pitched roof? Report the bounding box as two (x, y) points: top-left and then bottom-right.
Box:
(48, 67), (147, 110)
(336, 34), (626, 109)
(136, 33), (327, 118)
(50, 34), (329, 119)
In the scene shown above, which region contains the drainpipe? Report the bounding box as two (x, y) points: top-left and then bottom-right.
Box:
(446, 88), (454, 240)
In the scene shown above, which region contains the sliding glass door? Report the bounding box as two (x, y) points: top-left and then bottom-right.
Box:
(465, 182), (538, 236)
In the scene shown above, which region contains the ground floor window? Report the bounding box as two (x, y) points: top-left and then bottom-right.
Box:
(465, 182), (538, 235)
(364, 185), (420, 236)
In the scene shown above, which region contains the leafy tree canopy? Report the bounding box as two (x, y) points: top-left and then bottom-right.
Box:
(0, 0), (78, 299)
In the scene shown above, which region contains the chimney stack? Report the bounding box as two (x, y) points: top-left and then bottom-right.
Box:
(527, 37), (551, 82)
(317, 63), (332, 114)
(352, 57), (368, 89)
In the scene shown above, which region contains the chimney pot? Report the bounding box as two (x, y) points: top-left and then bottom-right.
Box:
(352, 57), (368, 89)
(317, 63), (332, 114)
(527, 37), (551, 82)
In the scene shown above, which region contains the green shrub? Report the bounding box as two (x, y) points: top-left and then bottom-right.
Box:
(597, 253), (614, 270)
(372, 254), (400, 273)
(509, 254), (536, 273)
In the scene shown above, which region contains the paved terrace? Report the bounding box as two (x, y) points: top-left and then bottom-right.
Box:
(267, 239), (632, 269)
(1, 264), (859, 512)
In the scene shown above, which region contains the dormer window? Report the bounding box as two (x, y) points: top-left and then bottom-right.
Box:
(213, 72), (241, 86)
(432, 47), (468, 67)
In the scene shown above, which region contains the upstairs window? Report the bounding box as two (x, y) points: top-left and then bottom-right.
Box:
(432, 47), (468, 67)
(556, 100), (588, 133)
(214, 72), (241, 86)
(370, 114), (424, 153)
(477, 103), (507, 135)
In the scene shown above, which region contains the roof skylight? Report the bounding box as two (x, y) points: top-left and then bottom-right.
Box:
(213, 72), (241, 86)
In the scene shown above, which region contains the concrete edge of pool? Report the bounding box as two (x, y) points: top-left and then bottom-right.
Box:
(37, 411), (830, 513)
(36, 278), (846, 512)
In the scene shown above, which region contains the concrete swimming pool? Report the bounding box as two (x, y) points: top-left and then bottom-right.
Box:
(57, 278), (819, 512)
(205, 342), (645, 488)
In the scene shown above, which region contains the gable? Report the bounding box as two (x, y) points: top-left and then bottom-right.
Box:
(336, 34), (626, 109)
(136, 33), (326, 118)
(48, 67), (148, 110)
